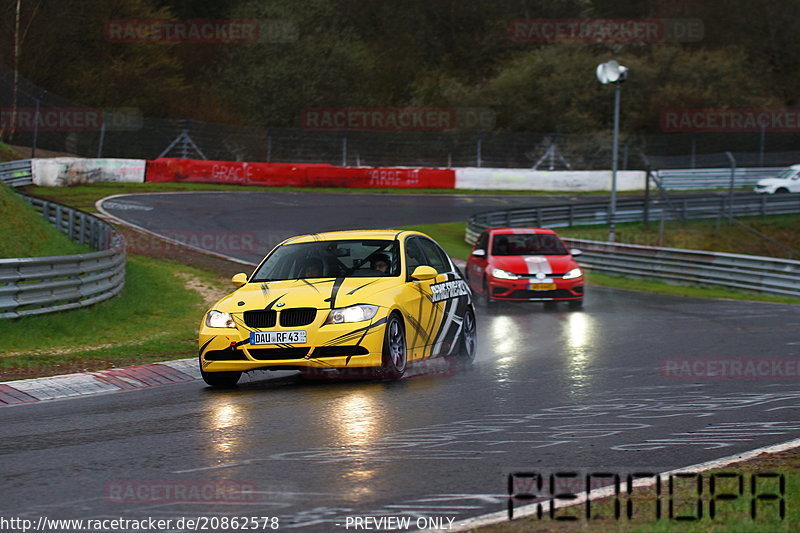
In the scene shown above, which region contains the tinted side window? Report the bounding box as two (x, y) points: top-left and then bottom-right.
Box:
(418, 238), (451, 274)
(405, 238), (427, 276)
(476, 232), (489, 251)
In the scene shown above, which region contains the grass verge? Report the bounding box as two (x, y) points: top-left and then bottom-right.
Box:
(485, 447), (799, 532)
(558, 214), (800, 259)
(0, 180), (89, 258)
(586, 272), (800, 305)
(398, 222), (474, 260)
(0, 255), (228, 380)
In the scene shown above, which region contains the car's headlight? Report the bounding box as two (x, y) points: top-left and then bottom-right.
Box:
(491, 268), (519, 280)
(325, 305), (379, 324)
(562, 267), (583, 280)
(206, 310), (236, 328)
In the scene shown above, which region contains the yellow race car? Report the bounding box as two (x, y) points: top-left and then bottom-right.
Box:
(198, 230), (476, 387)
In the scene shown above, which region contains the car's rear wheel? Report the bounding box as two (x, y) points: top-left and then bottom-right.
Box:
(200, 367), (242, 388)
(452, 308), (476, 363)
(381, 312), (407, 379)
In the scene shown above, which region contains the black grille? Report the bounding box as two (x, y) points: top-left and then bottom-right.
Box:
(248, 347), (310, 360)
(506, 289), (577, 299)
(243, 310), (277, 328)
(311, 346), (370, 358)
(204, 349), (248, 361)
(280, 308), (317, 327)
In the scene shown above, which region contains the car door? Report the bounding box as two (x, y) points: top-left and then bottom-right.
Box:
(416, 237), (472, 357)
(467, 231), (490, 292)
(398, 236), (439, 359)
(790, 170), (800, 193)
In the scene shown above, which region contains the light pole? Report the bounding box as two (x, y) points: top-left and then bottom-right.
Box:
(596, 60), (628, 242)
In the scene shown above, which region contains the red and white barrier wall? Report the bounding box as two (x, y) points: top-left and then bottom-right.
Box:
(146, 158), (455, 189)
(28, 157), (646, 191)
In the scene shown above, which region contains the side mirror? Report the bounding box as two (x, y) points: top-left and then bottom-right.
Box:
(471, 249), (486, 257)
(232, 273), (248, 287)
(570, 249), (583, 257)
(411, 265), (438, 281)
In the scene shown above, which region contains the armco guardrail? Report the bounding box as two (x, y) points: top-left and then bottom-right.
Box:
(0, 169), (126, 318)
(656, 167), (783, 191)
(0, 159), (33, 187)
(560, 238), (800, 298)
(466, 193), (800, 298)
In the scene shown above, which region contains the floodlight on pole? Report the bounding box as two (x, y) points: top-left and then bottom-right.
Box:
(596, 60), (628, 242)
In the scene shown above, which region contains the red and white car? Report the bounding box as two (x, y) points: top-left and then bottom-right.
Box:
(465, 228), (584, 308)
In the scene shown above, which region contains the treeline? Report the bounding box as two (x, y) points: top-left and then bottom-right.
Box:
(1, 0), (797, 133)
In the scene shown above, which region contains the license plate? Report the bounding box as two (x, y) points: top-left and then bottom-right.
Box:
(250, 330), (307, 345)
(529, 283), (557, 291)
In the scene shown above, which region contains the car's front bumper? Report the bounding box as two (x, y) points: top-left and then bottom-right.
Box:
(488, 277), (584, 301)
(199, 312), (387, 373)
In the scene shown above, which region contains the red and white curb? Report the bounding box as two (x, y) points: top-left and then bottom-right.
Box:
(0, 358), (200, 406)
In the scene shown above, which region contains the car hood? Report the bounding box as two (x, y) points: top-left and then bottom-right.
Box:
(212, 277), (399, 313)
(492, 254), (577, 275)
(756, 178), (787, 186)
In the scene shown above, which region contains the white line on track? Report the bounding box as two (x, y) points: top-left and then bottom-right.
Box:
(95, 194), (258, 267)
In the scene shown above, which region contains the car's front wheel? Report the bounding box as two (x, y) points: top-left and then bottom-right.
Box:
(200, 359), (242, 388)
(381, 312), (407, 379)
(481, 278), (496, 308)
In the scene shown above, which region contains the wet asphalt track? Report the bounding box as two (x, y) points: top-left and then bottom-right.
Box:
(97, 191), (614, 264)
(2, 191), (800, 531)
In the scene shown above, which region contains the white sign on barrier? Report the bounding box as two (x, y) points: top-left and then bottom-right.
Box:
(32, 158), (146, 187)
(455, 168), (646, 191)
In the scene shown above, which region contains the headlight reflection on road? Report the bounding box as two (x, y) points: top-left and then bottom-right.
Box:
(490, 315), (519, 357)
(489, 315), (521, 383)
(564, 312), (596, 397)
(328, 391), (383, 499)
(204, 398), (247, 455)
(332, 392), (381, 448)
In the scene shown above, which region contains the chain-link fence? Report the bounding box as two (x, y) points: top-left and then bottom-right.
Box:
(3, 63), (800, 169)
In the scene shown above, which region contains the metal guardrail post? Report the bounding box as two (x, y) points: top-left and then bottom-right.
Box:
(725, 151), (736, 223)
(643, 166), (651, 226)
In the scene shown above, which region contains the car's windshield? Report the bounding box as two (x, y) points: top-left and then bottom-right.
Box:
(251, 239), (400, 281)
(775, 168), (799, 180)
(491, 234), (567, 256)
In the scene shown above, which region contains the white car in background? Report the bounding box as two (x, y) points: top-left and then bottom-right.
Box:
(754, 164), (800, 194)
